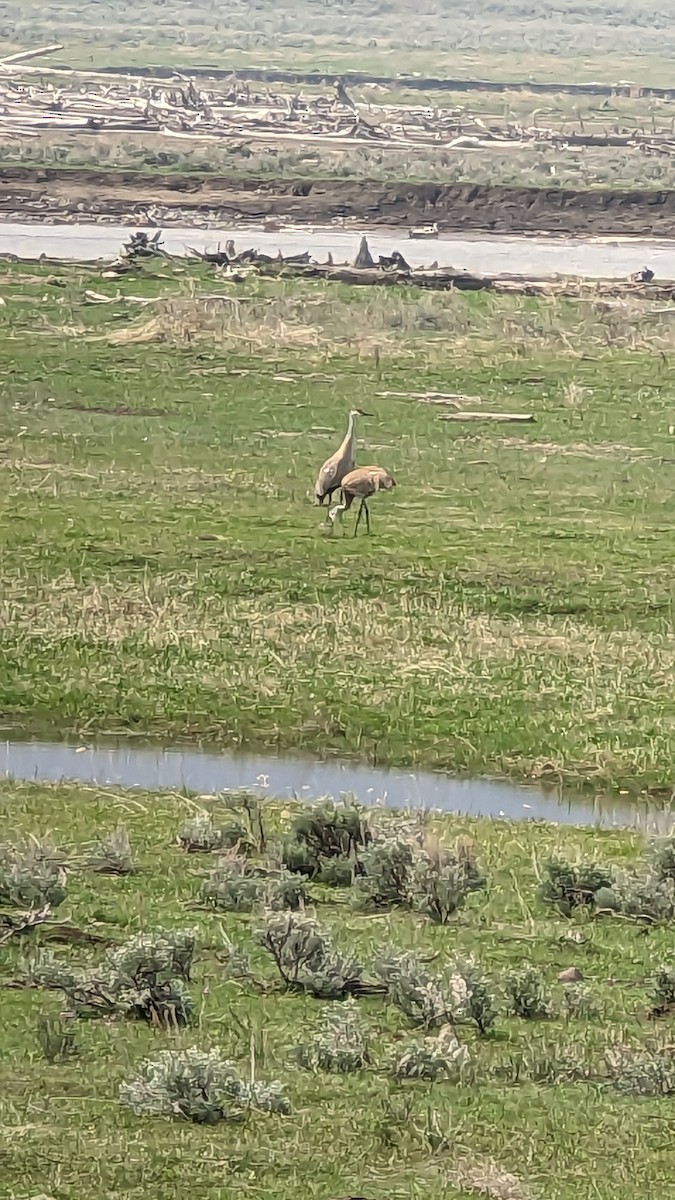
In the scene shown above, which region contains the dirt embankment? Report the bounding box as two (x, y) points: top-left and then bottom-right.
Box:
(94, 63), (675, 101)
(2, 167), (675, 238)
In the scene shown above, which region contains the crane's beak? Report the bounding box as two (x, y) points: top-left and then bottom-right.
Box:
(357, 409), (372, 416)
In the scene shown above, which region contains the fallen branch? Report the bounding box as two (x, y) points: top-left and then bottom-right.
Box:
(439, 411), (535, 423)
(377, 390), (481, 406)
(0, 905), (111, 945)
(0, 43), (63, 67)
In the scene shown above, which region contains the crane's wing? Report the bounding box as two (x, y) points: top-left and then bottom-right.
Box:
(315, 456), (344, 497)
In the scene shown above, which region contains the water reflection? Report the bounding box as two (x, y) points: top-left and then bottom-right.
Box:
(1, 737), (672, 833)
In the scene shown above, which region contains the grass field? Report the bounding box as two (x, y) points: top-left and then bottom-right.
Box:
(0, 260), (674, 791)
(1, 783), (673, 1200)
(3, 0), (675, 85)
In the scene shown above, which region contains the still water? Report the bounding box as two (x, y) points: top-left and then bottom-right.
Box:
(1, 737), (672, 833)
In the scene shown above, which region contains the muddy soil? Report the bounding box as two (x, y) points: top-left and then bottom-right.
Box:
(1, 167), (674, 238)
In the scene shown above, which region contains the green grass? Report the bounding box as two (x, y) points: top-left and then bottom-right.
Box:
(0, 782), (673, 1200)
(0, 261), (675, 790)
(4, 0), (675, 86)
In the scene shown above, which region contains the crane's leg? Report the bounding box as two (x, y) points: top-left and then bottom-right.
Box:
(328, 492), (353, 534)
(354, 497), (368, 536)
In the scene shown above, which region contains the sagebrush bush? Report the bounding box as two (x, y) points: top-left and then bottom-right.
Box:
(256, 910), (365, 998)
(282, 800), (368, 883)
(648, 966), (675, 1016)
(119, 1046), (290, 1123)
(295, 998), (371, 1073)
(36, 1014), (79, 1063)
(27, 949), (79, 992)
(411, 839), (486, 923)
(0, 835), (68, 909)
(374, 950), (466, 1028)
(177, 810), (250, 854)
(506, 966), (554, 1020)
(201, 856), (261, 912)
(356, 837), (415, 908)
(38, 928), (199, 1027)
(201, 857), (309, 912)
(393, 1025), (469, 1082)
(539, 857), (612, 914)
(108, 928), (197, 983)
(595, 870), (675, 922)
(562, 984), (600, 1021)
(651, 836), (675, 884)
(605, 1042), (675, 1097)
(86, 826), (135, 875)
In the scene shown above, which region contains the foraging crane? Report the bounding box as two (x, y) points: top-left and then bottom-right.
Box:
(314, 408), (370, 512)
(328, 465), (396, 536)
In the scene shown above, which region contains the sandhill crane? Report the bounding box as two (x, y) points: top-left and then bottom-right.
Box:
(328, 465), (396, 535)
(314, 408), (370, 513)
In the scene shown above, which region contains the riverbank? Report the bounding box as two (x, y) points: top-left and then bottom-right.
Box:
(0, 780), (672, 1200)
(4, 167), (675, 238)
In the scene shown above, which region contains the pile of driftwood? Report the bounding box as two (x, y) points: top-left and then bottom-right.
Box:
(184, 236), (672, 299)
(1, 61), (675, 156)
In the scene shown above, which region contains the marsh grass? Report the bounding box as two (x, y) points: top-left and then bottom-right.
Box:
(0, 782), (673, 1200)
(0, 263), (675, 788)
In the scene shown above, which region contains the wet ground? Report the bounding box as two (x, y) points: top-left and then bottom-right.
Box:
(2, 737), (672, 833)
(2, 218), (675, 279)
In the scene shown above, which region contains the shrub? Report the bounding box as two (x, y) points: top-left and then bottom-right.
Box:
(648, 966), (675, 1016)
(602, 871), (675, 922)
(36, 1014), (79, 1063)
(108, 928), (197, 983)
(220, 943), (254, 982)
(411, 840), (486, 924)
(393, 1025), (469, 1082)
(282, 800), (369, 883)
(374, 950), (467, 1029)
(295, 998), (371, 1073)
(27, 949), (79, 992)
(119, 1047), (290, 1123)
(0, 835), (68, 909)
(44, 928), (198, 1027)
(201, 857), (261, 912)
(356, 837), (415, 909)
(287, 800), (369, 862)
(201, 858), (309, 912)
(256, 911), (365, 998)
(86, 826), (135, 875)
(458, 958), (497, 1036)
(539, 857), (612, 914)
(605, 1043), (675, 1097)
(506, 966), (554, 1020)
(562, 984), (600, 1021)
(651, 836), (675, 884)
(177, 810), (250, 854)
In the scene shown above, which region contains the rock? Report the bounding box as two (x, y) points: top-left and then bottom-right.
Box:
(558, 966), (584, 983)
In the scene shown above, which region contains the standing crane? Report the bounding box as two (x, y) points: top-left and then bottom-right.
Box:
(314, 408), (370, 513)
(328, 465), (396, 536)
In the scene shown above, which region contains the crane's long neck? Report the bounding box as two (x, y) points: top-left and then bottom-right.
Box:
(341, 412), (356, 455)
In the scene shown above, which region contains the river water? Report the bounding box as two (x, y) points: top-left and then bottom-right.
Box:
(0, 219), (673, 279)
(1, 737), (672, 833)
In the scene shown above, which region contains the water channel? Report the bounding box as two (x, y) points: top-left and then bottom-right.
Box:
(1, 737), (672, 833)
(1, 219), (674, 279)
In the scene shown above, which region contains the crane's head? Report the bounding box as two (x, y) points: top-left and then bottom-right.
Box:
(350, 408), (371, 418)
